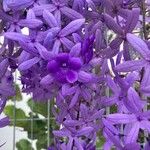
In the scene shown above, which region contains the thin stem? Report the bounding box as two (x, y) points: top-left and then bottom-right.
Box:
(141, 0), (147, 40)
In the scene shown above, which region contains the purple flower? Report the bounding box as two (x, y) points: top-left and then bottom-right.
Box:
(0, 0), (150, 149)
(47, 53), (82, 83)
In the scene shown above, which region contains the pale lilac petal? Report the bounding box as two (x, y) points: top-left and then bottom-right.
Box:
(27, 9), (35, 19)
(32, 4), (56, 16)
(125, 122), (140, 144)
(106, 75), (119, 94)
(0, 59), (9, 79)
(60, 6), (83, 19)
(40, 75), (54, 85)
(125, 8), (140, 33)
(67, 137), (74, 149)
(76, 127), (93, 136)
(141, 110), (150, 119)
(80, 104), (88, 120)
(62, 84), (78, 96)
(101, 96), (118, 107)
(18, 57), (40, 71)
(126, 33), (150, 60)
(64, 120), (83, 127)
(140, 120), (150, 133)
(95, 29), (103, 51)
(106, 114), (136, 124)
(103, 13), (123, 35)
(123, 143), (140, 150)
(74, 138), (84, 150)
(70, 43), (81, 57)
(35, 43), (54, 60)
(18, 19), (43, 28)
(4, 32), (30, 42)
(126, 87), (144, 113)
(8, 0), (34, 10)
(89, 109), (104, 121)
(43, 10), (58, 27)
(104, 128), (122, 149)
(0, 99), (6, 114)
(43, 32), (54, 49)
(69, 88), (80, 108)
(59, 19), (85, 37)
(141, 66), (150, 92)
(78, 71), (92, 83)
(115, 60), (146, 72)
(86, 0), (96, 10)
(102, 119), (119, 135)
(60, 37), (74, 50)
(52, 39), (61, 54)
(54, 10), (61, 27)
(18, 51), (30, 64)
(0, 117), (10, 128)
(53, 130), (70, 137)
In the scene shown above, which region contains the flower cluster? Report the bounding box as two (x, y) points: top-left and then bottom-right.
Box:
(0, 0), (150, 149)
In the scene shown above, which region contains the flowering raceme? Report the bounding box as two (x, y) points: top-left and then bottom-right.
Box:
(0, 0), (150, 149)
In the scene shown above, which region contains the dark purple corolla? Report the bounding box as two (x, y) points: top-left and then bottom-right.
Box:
(47, 53), (82, 83)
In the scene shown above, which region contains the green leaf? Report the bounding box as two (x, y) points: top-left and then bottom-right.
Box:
(9, 84), (22, 101)
(24, 115), (47, 140)
(4, 105), (27, 127)
(27, 99), (48, 117)
(16, 139), (34, 150)
(36, 133), (47, 150)
(96, 132), (105, 148)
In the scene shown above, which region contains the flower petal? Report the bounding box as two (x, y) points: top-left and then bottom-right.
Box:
(43, 10), (58, 27)
(8, 0), (34, 10)
(115, 59), (146, 72)
(124, 8), (140, 33)
(66, 70), (78, 83)
(0, 117), (10, 128)
(123, 143), (140, 150)
(141, 66), (150, 92)
(32, 4), (56, 16)
(60, 37), (74, 49)
(40, 75), (54, 85)
(35, 43), (54, 60)
(53, 130), (70, 137)
(140, 120), (150, 133)
(76, 127), (93, 136)
(126, 87), (144, 113)
(0, 59), (9, 79)
(126, 33), (150, 60)
(18, 57), (40, 71)
(60, 6), (83, 19)
(103, 13), (123, 35)
(68, 57), (82, 71)
(106, 114), (136, 124)
(69, 88), (80, 108)
(4, 32), (30, 42)
(47, 60), (60, 73)
(52, 39), (61, 54)
(104, 128), (122, 149)
(59, 19), (85, 37)
(78, 71), (92, 83)
(18, 19), (43, 28)
(101, 96), (118, 107)
(125, 122), (140, 144)
(70, 43), (81, 57)
(62, 84), (78, 96)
